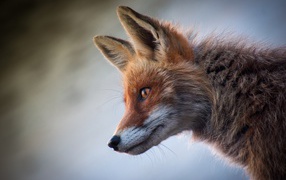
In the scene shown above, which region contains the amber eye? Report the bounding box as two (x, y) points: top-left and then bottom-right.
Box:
(139, 87), (151, 101)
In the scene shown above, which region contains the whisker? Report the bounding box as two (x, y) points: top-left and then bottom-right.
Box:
(145, 151), (154, 164)
(102, 88), (123, 95)
(157, 145), (167, 161)
(100, 96), (122, 107)
(160, 143), (177, 157)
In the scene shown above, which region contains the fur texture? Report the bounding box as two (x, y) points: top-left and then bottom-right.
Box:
(94, 6), (286, 180)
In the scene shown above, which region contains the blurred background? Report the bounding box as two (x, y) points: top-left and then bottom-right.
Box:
(1, 0), (285, 180)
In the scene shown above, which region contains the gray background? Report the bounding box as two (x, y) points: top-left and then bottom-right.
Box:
(1, 0), (285, 180)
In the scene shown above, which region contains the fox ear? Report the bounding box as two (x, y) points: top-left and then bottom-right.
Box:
(93, 36), (134, 72)
(117, 6), (166, 58)
(117, 6), (193, 61)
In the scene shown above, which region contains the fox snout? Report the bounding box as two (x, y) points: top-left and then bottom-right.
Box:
(105, 106), (172, 155)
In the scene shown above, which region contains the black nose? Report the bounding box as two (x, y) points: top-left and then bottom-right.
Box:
(108, 135), (121, 151)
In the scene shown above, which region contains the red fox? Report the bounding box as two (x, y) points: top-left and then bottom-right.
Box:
(94, 6), (286, 180)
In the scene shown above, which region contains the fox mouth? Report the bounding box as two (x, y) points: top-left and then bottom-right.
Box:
(124, 124), (165, 155)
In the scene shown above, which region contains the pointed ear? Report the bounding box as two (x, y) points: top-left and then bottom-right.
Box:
(93, 36), (134, 72)
(117, 6), (164, 57)
(117, 6), (193, 61)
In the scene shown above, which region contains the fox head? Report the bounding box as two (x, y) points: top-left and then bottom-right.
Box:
(94, 6), (212, 155)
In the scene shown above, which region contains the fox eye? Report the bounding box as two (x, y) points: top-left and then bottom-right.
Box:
(139, 87), (151, 101)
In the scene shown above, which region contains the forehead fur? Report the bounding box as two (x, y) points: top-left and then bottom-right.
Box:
(123, 58), (166, 87)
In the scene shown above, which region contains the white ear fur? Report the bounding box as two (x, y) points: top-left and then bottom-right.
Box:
(93, 36), (134, 72)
